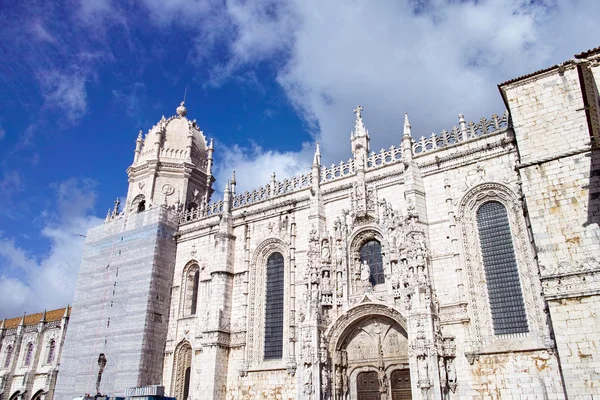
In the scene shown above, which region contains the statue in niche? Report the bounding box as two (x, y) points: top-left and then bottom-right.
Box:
(321, 366), (329, 398)
(335, 366), (343, 398)
(378, 365), (389, 400)
(335, 241), (343, 268)
(447, 357), (457, 392)
(309, 226), (318, 242)
(321, 239), (331, 261)
(303, 365), (313, 395)
(322, 271), (331, 292)
(418, 355), (429, 384)
(334, 217), (343, 238)
(438, 358), (447, 388)
(360, 260), (371, 282)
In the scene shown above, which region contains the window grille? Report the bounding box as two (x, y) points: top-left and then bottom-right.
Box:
(24, 342), (33, 366)
(191, 270), (199, 315)
(264, 252), (284, 359)
(47, 340), (56, 363)
(4, 346), (12, 368)
(360, 240), (385, 285)
(476, 201), (529, 335)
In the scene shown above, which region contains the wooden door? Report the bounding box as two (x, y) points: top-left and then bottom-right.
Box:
(391, 369), (412, 400)
(357, 371), (381, 400)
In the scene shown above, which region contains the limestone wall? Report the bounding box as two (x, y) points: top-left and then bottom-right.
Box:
(501, 61), (600, 399)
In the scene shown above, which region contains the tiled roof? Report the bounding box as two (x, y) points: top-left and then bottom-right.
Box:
(575, 46), (600, 59)
(498, 64), (560, 88)
(499, 45), (600, 88)
(2, 307), (70, 329)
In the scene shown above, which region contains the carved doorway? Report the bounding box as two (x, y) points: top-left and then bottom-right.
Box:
(357, 371), (381, 400)
(390, 369), (411, 400)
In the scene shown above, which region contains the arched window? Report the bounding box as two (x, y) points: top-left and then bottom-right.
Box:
(46, 340), (56, 364)
(4, 345), (12, 368)
(264, 252), (284, 360)
(360, 240), (385, 285)
(173, 342), (192, 400)
(183, 265), (200, 316)
(24, 342), (33, 366)
(131, 194), (145, 213)
(477, 201), (528, 335)
(190, 270), (199, 315)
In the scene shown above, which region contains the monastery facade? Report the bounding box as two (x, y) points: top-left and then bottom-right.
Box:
(52, 48), (600, 400)
(0, 308), (70, 400)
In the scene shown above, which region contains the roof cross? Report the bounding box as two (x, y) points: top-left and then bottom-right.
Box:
(353, 105), (363, 119)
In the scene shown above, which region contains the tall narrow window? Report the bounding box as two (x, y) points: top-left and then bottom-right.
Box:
(183, 366), (191, 400)
(4, 346), (12, 368)
(24, 342), (33, 366)
(264, 252), (284, 359)
(477, 201), (529, 335)
(46, 340), (56, 364)
(190, 270), (199, 315)
(360, 240), (385, 285)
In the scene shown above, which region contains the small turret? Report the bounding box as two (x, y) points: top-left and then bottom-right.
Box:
(402, 112), (413, 163)
(311, 142), (321, 195)
(17, 313), (25, 336)
(458, 113), (468, 141)
(231, 171), (236, 197)
(38, 309), (47, 332)
(133, 130), (143, 164)
(350, 105), (370, 167)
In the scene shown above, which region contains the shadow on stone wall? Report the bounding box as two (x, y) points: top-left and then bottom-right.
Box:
(585, 149), (600, 228)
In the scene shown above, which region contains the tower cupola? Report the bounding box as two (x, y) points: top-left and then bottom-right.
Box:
(124, 101), (215, 214)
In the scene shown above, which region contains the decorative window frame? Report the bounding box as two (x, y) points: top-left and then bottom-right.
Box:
(22, 342), (34, 367)
(46, 338), (56, 365)
(171, 340), (192, 400)
(3, 344), (13, 369)
(247, 237), (290, 369)
(348, 226), (390, 292)
(179, 260), (201, 318)
(458, 183), (548, 350)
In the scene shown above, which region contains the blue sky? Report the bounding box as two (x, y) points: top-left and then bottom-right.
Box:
(0, 0), (598, 318)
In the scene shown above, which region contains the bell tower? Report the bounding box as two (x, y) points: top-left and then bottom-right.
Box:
(125, 101), (215, 214)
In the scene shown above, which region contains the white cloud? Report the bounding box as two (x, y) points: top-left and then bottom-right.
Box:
(214, 141), (314, 195)
(38, 70), (88, 124)
(0, 178), (103, 319)
(124, 0), (600, 193)
(212, 1), (598, 176)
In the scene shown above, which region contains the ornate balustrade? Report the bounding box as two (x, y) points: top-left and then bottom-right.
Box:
(413, 111), (509, 155)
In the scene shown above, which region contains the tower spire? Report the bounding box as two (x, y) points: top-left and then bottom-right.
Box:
(352, 105), (368, 137)
(313, 142), (321, 166)
(403, 112), (411, 137)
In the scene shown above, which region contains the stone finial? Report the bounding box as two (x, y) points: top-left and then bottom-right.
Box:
(112, 197), (120, 217)
(137, 130), (143, 141)
(0, 318), (5, 330)
(63, 305), (70, 318)
(19, 313), (25, 326)
(458, 113), (468, 141)
(208, 138), (214, 150)
(403, 112), (412, 137)
(231, 171), (236, 184)
(352, 105), (368, 137)
(313, 142), (321, 166)
(224, 180), (230, 193)
(40, 309), (47, 323)
(176, 101), (187, 117)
